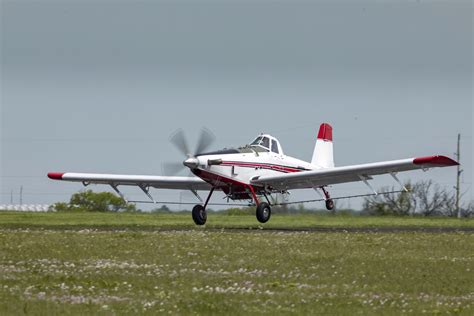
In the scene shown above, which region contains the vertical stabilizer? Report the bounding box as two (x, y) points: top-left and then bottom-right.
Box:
(311, 123), (334, 168)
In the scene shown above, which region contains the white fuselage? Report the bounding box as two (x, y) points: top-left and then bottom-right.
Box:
(192, 151), (317, 200)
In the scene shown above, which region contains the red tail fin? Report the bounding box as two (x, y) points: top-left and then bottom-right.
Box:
(312, 123), (334, 168)
(317, 123), (333, 142)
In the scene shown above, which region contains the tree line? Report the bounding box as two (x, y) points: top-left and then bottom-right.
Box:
(362, 180), (473, 217)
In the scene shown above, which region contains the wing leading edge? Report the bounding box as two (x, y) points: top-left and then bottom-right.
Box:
(47, 172), (211, 191)
(250, 155), (459, 190)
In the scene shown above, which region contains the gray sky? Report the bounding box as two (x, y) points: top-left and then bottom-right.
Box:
(1, 0), (472, 209)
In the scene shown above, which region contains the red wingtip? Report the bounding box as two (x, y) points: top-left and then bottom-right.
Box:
(317, 123), (333, 142)
(47, 172), (64, 180)
(413, 156), (459, 167)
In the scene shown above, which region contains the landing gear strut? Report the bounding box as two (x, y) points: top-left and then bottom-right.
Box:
(192, 187), (215, 225)
(321, 187), (335, 211)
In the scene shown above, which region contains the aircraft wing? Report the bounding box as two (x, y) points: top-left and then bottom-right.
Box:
(250, 155), (459, 190)
(47, 172), (211, 191)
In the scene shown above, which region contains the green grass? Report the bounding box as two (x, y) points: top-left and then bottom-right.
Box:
(0, 212), (473, 315)
(0, 211), (473, 230)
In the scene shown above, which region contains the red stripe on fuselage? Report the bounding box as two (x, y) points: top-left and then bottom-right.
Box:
(220, 161), (306, 173)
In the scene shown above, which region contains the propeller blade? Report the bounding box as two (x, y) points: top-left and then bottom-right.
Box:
(169, 129), (191, 157)
(195, 127), (216, 155)
(162, 162), (185, 176)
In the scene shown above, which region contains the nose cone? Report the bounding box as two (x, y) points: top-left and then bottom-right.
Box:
(183, 157), (199, 169)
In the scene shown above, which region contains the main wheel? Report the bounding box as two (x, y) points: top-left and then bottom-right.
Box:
(192, 205), (207, 225)
(256, 202), (271, 223)
(325, 199), (334, 211)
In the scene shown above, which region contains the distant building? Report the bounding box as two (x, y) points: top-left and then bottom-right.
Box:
(0, 205), (52, 212)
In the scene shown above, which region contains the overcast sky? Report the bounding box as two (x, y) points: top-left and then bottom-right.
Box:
(1, 0), (472, 210)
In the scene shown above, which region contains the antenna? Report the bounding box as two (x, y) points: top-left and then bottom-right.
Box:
(20, 186), (23, 206)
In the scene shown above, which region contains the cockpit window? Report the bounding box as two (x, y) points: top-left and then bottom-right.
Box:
(248, 136), (271, 152)
(250, 137), (263, 146)
(271, 139), (279, 154)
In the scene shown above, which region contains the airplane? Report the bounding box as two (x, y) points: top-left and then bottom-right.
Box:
(48, 123), (459, 225)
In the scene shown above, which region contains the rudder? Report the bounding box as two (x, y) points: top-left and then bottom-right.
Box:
(311, 123), (334, 168)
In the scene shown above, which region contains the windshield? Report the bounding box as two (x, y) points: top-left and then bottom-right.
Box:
(249, 136), (270, 152)
(250, 137), (263, 146)
(261, 137), (270, 149)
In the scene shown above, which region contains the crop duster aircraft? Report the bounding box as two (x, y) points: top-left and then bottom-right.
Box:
(48, 123), (459, 225)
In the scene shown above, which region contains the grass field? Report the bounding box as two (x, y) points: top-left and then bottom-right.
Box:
(0, 212), (473, 315)
(1, 211), (473, 230)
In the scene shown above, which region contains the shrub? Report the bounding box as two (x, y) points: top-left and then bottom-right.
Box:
(52, 190), (137, 212)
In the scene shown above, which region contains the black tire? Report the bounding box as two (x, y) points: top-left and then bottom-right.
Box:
(325, 199), (334, 211)
(192, 205), (207, 225)
(256, 202), (271, 223)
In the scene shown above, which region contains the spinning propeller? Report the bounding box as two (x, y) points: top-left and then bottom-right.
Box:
(162, 128), (216, 176)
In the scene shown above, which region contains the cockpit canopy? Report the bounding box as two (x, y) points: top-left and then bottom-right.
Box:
(249, 134), (283, 154)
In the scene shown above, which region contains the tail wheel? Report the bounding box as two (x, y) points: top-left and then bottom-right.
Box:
(192, 205), (207, 225)
(256, 202), (271, 223)
(325, 199), (334, 211)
